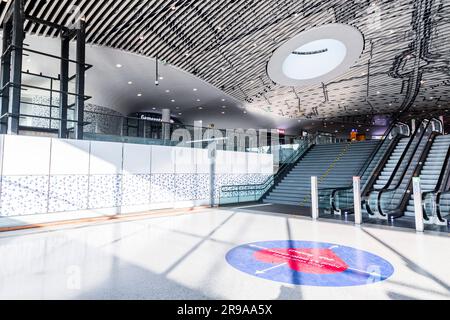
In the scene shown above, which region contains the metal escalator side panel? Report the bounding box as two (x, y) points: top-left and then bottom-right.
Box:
(378, 119), (442, 219)
(365, 121), (426, 216)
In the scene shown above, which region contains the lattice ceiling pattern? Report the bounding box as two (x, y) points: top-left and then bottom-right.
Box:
(0, 0), (449, 121)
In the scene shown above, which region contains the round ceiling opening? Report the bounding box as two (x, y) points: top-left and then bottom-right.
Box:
(267, 24), (364, 87)
(282, 39), (347, 80)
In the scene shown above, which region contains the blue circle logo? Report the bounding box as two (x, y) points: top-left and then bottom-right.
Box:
(226, 240), (394, 287)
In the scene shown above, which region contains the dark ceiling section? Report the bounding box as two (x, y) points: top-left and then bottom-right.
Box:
(1, 0), (449, 121)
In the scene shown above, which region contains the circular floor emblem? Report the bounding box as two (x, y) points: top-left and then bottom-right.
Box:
(226, 241), (394, 287)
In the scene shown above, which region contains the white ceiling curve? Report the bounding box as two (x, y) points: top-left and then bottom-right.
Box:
(0, 0), (448, 132)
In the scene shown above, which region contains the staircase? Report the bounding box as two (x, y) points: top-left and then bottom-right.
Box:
(404, 135), (450, 217)
(372, 137), (410, 189)
(263, 141), (379, 207)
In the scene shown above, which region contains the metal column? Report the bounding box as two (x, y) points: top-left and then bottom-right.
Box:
(7, 0), (24, 135)
(413, 177), (424, 232)
(59, 32), (70, 138)
(74, 20), (86, 140)
(311, 176), (319, 220)
(353, 176), (362, 225)
(0, 23), (12, 134)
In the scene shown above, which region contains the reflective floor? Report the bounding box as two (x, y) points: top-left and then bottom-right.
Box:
(0, 207), (449, 300)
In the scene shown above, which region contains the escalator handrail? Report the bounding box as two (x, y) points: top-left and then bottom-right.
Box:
(371, 120), (430, 215)
(361, 134), (404, 197)
(328, 132), (406, 213)
(320, 121), (409, 198)
(369, 119), (429, 195)
(422, 145), (450, 222)
(317, 122), (409, 213)
(356, 121), (409, 179)
(394, 131), (441, 218)
(330, 134), (405, 213)
(376, 119), (442, 216)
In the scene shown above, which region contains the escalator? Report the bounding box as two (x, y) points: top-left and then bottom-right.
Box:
(423, 143), (450, 226)
(328, 122), (410, 214)
(403, 135), (450, 223)
(366, 119), (442, 220)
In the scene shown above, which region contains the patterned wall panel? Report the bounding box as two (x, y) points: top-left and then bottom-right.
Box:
(48, 175), (89, 212)
(196, 174), (211, 201)
(0, 176), (49, 216)
(0, 135), (273, 217)
(122, 174), (151, 206)
(150, 173), (175, 203)
(84, 104), (124, 136)
(88, 175), (123, 209)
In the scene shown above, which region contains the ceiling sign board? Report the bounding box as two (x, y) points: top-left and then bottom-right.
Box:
(226, 240), (394, 286)
(267, 24), (364, 87)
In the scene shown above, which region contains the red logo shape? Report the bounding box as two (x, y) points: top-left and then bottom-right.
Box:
(254, 248), (348, 274)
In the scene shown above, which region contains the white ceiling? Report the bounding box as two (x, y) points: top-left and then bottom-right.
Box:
(11, 34), (307, 133)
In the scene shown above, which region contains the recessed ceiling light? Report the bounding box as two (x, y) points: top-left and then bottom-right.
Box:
(178, 112), (182, 115)
(152, 107), (156, 110)
(193, 88), (197, 91)
(128, 81), (133, 85)
(376, 91), (380, 94)
(165, 90), (170, 93)
(137, 93), (142, 97)
(116, 64), (122, 68)
(222, 105), (226, 108)
(198, 107), (203, 110)
(171, 99), (175, 102)
(243, 111), (247, 114)
(196, 99), (201, 102)
(159, 76), (164, 80)
(221, 98), (226, 102)
(221, 111), (225, 114)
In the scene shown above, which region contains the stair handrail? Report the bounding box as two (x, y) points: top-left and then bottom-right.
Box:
(219, 134), (315, 200)
(374, 118), (442, 217)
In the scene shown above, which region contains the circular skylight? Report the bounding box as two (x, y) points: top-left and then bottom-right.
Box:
(267, 24), (364, 87)
(282, 39), (347, 80)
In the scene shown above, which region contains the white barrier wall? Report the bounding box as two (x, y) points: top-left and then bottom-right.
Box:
(0, 135), (273, 217)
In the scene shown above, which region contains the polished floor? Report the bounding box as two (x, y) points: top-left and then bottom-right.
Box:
(0, 207), (449, 300)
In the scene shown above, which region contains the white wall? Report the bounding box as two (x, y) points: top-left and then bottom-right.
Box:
(0, 135), (273, 217)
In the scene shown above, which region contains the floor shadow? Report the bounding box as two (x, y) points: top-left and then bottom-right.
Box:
(361, 228), (450, 293)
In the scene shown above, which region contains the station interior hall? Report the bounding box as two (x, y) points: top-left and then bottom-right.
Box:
(0, 0), (449, 301)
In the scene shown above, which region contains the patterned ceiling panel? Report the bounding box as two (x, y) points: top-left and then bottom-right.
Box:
(0, 0), (448, 121)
